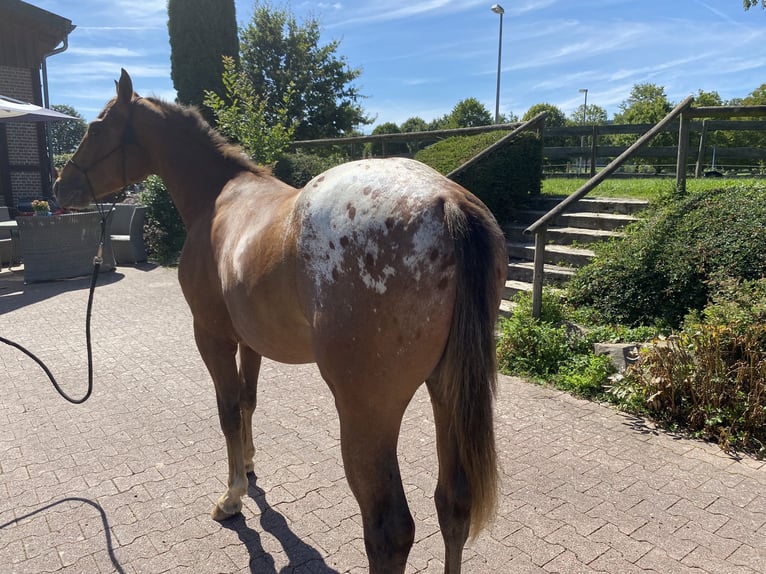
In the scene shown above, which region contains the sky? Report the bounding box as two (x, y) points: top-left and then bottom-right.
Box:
(31, 0), (766, 131)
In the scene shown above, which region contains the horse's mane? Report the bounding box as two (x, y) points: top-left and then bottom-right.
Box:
(142, 96), (270, 177)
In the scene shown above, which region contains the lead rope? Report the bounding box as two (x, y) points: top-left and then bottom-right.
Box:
(0, 203), (115, 404)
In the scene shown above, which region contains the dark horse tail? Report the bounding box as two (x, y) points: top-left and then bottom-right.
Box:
(439, 195), (506, 537)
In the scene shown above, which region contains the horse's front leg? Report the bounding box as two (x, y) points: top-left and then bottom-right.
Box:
(193, 323), (247, 521)
(238, 343), (262, 474)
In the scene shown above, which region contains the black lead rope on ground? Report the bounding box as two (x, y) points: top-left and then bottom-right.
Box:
(0, 203), (114, 404)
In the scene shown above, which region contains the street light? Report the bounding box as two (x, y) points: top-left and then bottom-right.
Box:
(491, 4), (504, 124)
(579, 88), (588, 124)
(579, 88), (588, 174)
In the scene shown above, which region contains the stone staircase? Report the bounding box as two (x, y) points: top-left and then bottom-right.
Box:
(500, 196), (650, 315)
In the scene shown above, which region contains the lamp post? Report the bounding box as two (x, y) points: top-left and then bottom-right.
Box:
(491, 4), (504, 124)
(579, 88), (588, 124)
(579, 88), (588, 174)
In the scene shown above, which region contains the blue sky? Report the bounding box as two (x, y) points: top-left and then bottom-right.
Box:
(33, 0), (766, 130)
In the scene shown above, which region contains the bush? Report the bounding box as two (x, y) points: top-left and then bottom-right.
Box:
(137, 175), (185, 264)
(567, 183), (766, 328)
(496, 291), (611, 396)
(415, 131), (542, 224)
(272, 152), (347, 188)
(607, 277), (766, 455)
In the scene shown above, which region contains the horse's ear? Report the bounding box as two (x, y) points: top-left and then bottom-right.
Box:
(116, 69), (134, 104)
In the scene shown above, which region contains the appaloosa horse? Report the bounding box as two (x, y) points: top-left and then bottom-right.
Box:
(54, 70), (507, 574)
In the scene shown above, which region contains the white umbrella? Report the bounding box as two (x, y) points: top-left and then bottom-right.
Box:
(0, 95), (78, 123)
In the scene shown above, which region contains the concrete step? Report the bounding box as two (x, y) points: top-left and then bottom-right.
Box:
(560, 211), (638, 232)
(506, 242), (595, 267)
(514, 210), (638, 232)
(504, 223), (622, 246)
(507, 261), (575, 285)
(525, 195), (649, 216)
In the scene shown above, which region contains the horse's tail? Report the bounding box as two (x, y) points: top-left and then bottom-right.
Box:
(438, 195), (506, 538)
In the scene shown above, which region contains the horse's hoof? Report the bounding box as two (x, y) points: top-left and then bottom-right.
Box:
(211, 503), (241, 522)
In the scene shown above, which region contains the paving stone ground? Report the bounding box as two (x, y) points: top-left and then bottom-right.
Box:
(0, 264), (764, 573)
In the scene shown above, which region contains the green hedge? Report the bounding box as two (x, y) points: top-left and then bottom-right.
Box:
(272, 152), (347, 188)
(415, 131), (542, 223)
(137, 175), (186, 264)
(567, 183), (766, 328)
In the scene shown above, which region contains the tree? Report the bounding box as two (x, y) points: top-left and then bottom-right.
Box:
(613, 83), (674, 150)
(168, 0), (238, 117)
(240, 2), (370, 140)
(399, 116), (430, 154)
(203, 56), (296, 164)
(614, 83), (672, 125)
(445, 98), (493, 128)
(366, 122), (408, 157)
(49, 104), (86, 156)
(569, 104), (607, 126)
(523, 103), (567, 127)
(743, 0), (765, 9)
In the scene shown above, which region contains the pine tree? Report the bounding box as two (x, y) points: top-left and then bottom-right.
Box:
(167, 0), (238, 119)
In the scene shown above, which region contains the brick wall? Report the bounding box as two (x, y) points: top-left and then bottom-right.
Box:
(0, 64), (45, 208)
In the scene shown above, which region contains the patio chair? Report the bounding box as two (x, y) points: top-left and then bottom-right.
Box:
(110, 204), (147, 264)
(0, 206), (16, 270)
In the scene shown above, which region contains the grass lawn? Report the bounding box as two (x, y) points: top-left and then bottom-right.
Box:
(541, 176), (762, 201)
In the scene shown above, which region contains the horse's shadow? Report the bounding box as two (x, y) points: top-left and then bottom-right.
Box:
(220, 474), (341, 574)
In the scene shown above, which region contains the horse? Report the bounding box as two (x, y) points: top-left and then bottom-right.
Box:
(54, 69), (507, 574)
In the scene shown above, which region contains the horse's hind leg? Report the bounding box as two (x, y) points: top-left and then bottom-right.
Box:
(238, 344), (261, 473)
(336, 395), (415, 574)
(193, 324), (247, 521)
(426, 376), (471, 574)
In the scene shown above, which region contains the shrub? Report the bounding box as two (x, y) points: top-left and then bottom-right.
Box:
(415, 131), (542, 224)
(497, 291), (568, 377)
(567, 183), (766, 328)
(613, 326), (766, 455)
(137, 175), (185, 264)
(555, 353), (616, 398)
(272, 152), (347, 188)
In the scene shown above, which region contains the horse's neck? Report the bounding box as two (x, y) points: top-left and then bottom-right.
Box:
(144, 118), (240, 228)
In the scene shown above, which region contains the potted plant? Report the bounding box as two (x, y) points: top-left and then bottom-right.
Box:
(31, 199), (50, 216)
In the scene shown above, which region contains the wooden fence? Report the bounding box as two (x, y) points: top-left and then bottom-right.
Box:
(291, 108), (766, 178)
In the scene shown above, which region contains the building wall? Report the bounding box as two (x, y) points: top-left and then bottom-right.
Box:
(0, 64), (46, 208)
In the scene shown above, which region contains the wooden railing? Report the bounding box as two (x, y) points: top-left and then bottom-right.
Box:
(525, 101), (766, 318)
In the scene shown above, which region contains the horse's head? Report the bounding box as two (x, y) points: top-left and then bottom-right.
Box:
(54, 69), (151, 208)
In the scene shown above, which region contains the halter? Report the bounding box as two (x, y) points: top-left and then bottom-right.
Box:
(64, 97), (139, 209)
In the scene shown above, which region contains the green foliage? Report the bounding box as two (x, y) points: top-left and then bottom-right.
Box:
(272, 152), (346, 188)
(449, 132), (543, 223)
(556, 353), (616, 398)
(743, 0), (765, 9)
(496, 292), (572, 378)
(446, 97), (493, 128)
(613, 323), (766, 455)
(523, 103), (567, 127)
(399, 116), (430, 154)
(612, 83), (674, 149)
(415, 130), (542, 223)
(137, 176), (185, 264)
(686, 278), (766, 334)
(168, 0), (238, 119)
(366, 122), (408, 157)
(49, 105), (86, 155)
(203, 56), (296, 165)
(240, 2), (370, 140)
(567, 183), (766, 328)
(496, 291), (615, 398)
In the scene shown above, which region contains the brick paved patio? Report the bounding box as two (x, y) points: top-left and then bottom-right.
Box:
(1, 265), (764, 573)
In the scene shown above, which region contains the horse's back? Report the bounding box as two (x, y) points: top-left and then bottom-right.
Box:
(294, 158), (476, 385)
